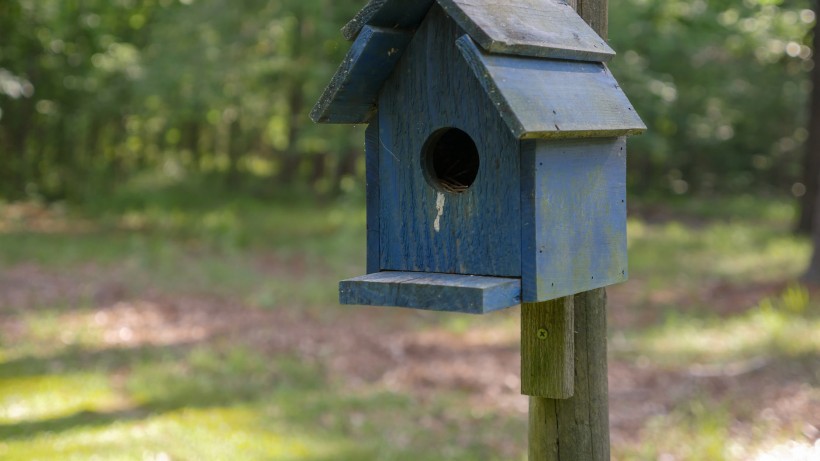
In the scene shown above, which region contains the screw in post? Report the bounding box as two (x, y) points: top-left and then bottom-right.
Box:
(537, 328), (548, 340)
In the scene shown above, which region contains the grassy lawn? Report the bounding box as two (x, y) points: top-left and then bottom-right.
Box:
(0, 187), (818, 460)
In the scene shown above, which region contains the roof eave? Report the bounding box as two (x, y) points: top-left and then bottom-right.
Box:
(310, 26), (413, 125)
(456, 35), (646, 140)
(342, 0), (434, 41)
(520, 127), (648, 140)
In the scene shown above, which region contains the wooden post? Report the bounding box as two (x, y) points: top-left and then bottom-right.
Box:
(523, 1), (611, 460)
(521, 296), (574, 399)
(525, 289), (610, 460)
(573, 0), (608, 41)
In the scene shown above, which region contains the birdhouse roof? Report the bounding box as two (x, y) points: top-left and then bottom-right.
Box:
(311, 0), (646, 138)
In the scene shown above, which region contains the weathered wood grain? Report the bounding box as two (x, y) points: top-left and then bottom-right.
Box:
(457, 35), (646, 139)
(339, 271), (521, 313)
(528, 289), (610, 460)
(365, 118), (380, 274)
(342, 0), (435, 41)
(521, 296), (574, 398)
(528, 0), (613, 456)
(577, 0), (609, 40)
(310, 26), (412, 124)
(342, 0), (388, 40)
(378, 5), (522, 277)
(520, 137), (627, 302)
(438, 0), (613, 62)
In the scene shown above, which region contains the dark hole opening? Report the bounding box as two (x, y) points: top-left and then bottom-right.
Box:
(421, 128), (480, 194)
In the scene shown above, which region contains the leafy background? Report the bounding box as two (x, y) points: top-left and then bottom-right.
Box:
(0, 0), (815, 200)
(0, 0), (819, 460)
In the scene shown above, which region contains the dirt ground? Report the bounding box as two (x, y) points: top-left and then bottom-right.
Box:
(1, 263), (818, 457)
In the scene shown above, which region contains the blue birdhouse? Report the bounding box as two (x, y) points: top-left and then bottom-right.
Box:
(311, 0), (645, 314)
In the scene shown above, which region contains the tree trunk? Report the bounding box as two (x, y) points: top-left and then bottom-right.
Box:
(280, 6), (306, 186)
(183, 120), (202, 170)
(226, 117), (243, 187)
(796, 2), (820, 234)
(331, 148), (360, 195)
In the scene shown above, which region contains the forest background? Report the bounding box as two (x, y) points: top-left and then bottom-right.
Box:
(1, 1), (819, 460)
(0, 0), (816, 209)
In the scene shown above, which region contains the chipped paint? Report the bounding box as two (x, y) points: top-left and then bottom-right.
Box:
(434, 192), (446, 232)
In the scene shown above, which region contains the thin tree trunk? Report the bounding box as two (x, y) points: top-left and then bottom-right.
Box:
(226, 117), (243, 186)
(183, 120), (202, 170)
(331, 148), (359, 195)
(309, 153), (327, 185)
(280, 6), (305, 186)
(796, 2), (820, 234)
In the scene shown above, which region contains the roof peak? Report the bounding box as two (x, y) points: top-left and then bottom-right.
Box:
(343, 0), (614, 62)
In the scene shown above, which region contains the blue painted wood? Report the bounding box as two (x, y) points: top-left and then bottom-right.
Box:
(339, 271), (521, 313)
(342, 0), (435, 41)
(378, 5), (522, 277)
(365, 118), (380, 274)
(310, 26), (412, 124)
(520, 137), (628, 302)
(456, 35), (646, 139)
(438, 0), (614, 62)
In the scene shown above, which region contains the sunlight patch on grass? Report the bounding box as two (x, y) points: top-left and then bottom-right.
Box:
(0, 374), (120, 424)
(629, 399), (732, 461)
(617, 397), (819, 461)
(0, 406), (349, 461)
(620, 287), (820, 364)
(628, 219), (810, 285)
(703, 225), (809, 282)
(747, 440), (820, 461)
(22, 308), (104, 349)
(617, 398), (807, 461)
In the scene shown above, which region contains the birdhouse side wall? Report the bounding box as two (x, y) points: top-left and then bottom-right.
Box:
(377, 4), (522, 277)
(521, 137), (628, 302)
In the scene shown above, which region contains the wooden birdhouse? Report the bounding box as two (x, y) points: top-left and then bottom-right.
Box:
(311, 0), (646, 314)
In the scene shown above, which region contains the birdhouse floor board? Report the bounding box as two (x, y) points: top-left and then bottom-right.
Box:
(339, 271), (521, 314)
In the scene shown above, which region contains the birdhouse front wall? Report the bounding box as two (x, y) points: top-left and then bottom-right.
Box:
(376, 4), (522, 277)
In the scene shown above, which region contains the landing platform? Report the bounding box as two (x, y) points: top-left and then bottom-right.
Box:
(339, 271), (521, 314)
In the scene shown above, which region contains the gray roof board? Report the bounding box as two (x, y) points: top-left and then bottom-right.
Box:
(314, 0), (645, 136)
(456, 35), (646, 138)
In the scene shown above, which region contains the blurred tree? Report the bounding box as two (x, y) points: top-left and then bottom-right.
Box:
(796, 2), (820, 234)
(609, 0), (813, 197)
(0, 0), (362, 201)
(0, 0), (815, 202)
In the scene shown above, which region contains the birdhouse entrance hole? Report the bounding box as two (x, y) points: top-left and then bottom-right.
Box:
(421, 128), (480, 194)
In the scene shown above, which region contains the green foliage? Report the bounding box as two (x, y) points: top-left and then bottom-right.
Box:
(0, 0), (817, 200)
(609, 0), (814, 195)
(0, 0), (363, 201)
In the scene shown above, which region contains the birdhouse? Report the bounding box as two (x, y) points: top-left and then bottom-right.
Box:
(311, 0), (646, 314)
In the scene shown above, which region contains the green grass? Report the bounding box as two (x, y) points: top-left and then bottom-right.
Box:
(0, 195), (366, 309)
(0, 184), (818, 460)
(624, 287), (820, 364)
(0, 340), (522, 461)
